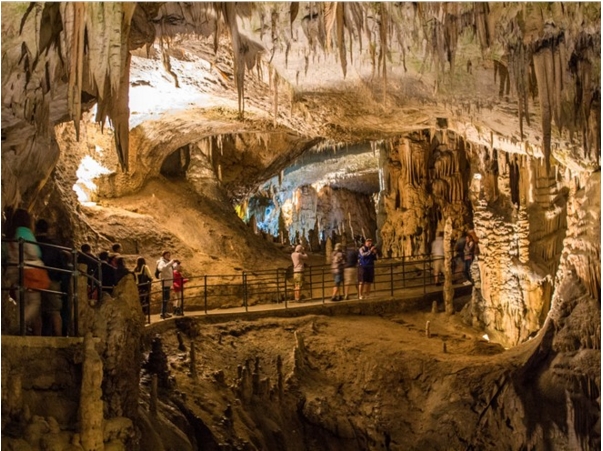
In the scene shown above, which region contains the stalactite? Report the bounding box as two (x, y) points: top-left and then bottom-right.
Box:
(379, 3), (388, 101)
(273, 69), (279, 127)
(64, 2), (85, 141)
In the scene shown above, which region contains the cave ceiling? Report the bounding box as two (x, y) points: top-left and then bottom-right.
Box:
(1, 2), (600, 208)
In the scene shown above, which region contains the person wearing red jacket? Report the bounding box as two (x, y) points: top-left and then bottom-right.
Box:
(172, 261), (188, 316)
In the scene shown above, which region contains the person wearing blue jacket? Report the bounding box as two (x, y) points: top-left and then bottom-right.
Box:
(358, 238), (378, 299)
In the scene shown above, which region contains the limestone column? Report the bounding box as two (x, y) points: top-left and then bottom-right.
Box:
(443, 217), (455, 314)
(80, 332), (104, 450)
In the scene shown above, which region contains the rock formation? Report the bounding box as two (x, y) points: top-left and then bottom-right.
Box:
(1, 2), (599, 450)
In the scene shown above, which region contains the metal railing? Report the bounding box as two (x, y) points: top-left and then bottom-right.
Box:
(1, 238), (103, 336)
(141, 254), (452, 321)
(2, 238), (458, 331)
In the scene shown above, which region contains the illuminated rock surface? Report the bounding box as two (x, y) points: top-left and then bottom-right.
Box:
(1, 3), (599, 450)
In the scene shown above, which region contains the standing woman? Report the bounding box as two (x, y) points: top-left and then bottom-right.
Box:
(8, 209), (45, 335)
(172, 261), (188, 316)
(133, 257), (153, 317)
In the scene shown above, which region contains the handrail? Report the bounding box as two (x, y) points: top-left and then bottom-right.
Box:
(140, 253), (448, 323)
(2, 238), (104, 336)
(2, 238), (454, 331)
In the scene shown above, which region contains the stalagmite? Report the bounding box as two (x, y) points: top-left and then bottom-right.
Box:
(79, 333), (104, 451)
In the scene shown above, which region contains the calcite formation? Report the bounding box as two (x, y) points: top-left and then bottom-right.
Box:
(1, 2), (600, 450)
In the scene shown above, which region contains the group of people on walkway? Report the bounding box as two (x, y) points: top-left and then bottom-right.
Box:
(431, 230), (479, 286)
(291, 237), (379, 302)
(80, 247), (189, 320)
(153, 250), (188, 319)
(3, 209), (71, 336)
(293, 229), (479, 304)
(4, 206), (479, 335)
(2, 207), (193, 335)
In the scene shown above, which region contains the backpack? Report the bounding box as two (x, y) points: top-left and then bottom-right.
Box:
(155, 261), (161, 279)
(136, 267), (152, 286)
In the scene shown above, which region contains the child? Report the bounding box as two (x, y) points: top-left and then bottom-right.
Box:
(172, 261), (189, 316)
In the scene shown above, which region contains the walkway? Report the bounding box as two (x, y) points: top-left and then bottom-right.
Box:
(145, 281), (473, 327)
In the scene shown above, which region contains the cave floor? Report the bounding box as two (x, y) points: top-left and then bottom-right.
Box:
(142, 290), (535, 450)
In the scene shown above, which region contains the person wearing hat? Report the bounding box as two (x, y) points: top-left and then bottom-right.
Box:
(330, 243), (345, 301)
(291, 244), (308, 301)
(358, 237), (378, 299)
(157, 250), (177, 318)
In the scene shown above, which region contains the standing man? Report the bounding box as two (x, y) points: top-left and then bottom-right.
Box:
(431, 232), (445, 286)
(291, 245), (308, 302)
(157, 250), (176, 318)
(358, 238), (378, 299)
(330, 243), (345, 301)
(343, 245), (359, 300)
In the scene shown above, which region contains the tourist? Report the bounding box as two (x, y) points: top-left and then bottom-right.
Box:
(291, 244), (308, 302)
(7, 209), (45, 335)
(98, 251), (116, 295)
(78, 243), (99, 300)
(157, 250), (177, 318)
(358, 237), (378, 299)
(343, 245), (359, 300)
(133, 257), (153, 316)
(172, 261), (188, 316)
(114, 256), (134, 286)
(331, 243), (345, 301)
(111, 243), (122, 254)
(463, 233), (476, 285)
(35, 219), (65, 336)
(431, 232), (445, 286)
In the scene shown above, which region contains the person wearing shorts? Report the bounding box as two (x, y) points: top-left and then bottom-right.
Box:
(291, 245), (308, 301)
(431, 232), (444, 286)
(343, 246), (359, 300)
(358, 238), (378, 299)
(331, 243), (345, 301)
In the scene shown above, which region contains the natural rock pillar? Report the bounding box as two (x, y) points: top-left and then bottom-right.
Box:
(443, 217), (455, 314)
(80, 333), (104, 451)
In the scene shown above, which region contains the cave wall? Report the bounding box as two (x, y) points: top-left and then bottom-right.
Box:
(246, 183), (377, 250)
(377, 129), (575, 348)
(379, 131), (470, 259)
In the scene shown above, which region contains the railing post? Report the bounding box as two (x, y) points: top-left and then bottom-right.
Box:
(284, 271), (288, 309)
(18, 238), (25, 336)
(204, 275), (208, 314)
(71, 248), (79, 337)
(308, 266), (312, 301)
(243, 272), (248, 313)
(423, 257), (427, 298)
(276, 269), (280, 303)
(98, 259), (103, 301)
(390, 262), (394, 297)
(321, 266), (325, 304)
(181, 281), (185, 314)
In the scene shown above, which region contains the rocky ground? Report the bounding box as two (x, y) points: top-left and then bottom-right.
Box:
(137, 301), (539, 450)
